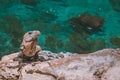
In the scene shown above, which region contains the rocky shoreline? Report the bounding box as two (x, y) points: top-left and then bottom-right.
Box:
(0, 48), (120, 80)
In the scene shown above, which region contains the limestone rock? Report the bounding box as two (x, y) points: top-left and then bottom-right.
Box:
(0, 48), (120, 80)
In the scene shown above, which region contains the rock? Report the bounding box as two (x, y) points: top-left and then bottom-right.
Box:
(70, 13), (104, 33)
(0, 14), (25, 52)
(0, 48), (120, 80)
(45, 36), (63, 52)
(110, 37), (120, 47)
(20, 0), (38, 6)
(109, 0), (120, 12)
(0, 32), (12, 55)
(1, 52), (19, 61)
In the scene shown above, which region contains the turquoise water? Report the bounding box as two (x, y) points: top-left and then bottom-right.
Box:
(0, 0), (120, 57)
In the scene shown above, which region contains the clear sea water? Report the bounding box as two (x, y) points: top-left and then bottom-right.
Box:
(0, 0), (120, 57)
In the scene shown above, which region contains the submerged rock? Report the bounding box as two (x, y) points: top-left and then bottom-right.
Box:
(109, 0), (120, 12)
(0, 48), (120, 80)
(110, 37), (120, 47)
(70, 13), (104, 33)
(20, 0), (38, 6)
(0, 14), (25, 48)
(0, 32), (12, 55)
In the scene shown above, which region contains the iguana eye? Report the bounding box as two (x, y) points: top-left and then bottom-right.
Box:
(28, 32), (32, 34)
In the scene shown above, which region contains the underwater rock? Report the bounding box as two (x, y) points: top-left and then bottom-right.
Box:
(70, 13), (104, 33)
(67, 32), (107, 53)
(1, 15), (24, 46)
(0, 49), (120, 80)
(109, 0), (120, 12)
(68, 32), (90, 53)
(110, 37), (120, 47)
(90, 39), (107, 52)
(0, 0), (18, 5)
(45, 36), (63, 52)
(20, 0), (38, 6)
(0, 14), (25, 53)
(0, 32), (12, 55)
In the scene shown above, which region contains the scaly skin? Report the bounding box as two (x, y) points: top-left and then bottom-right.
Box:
(18, 30), (42, 62)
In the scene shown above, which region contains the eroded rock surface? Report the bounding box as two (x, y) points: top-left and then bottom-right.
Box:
(0, 48), (120, 80)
